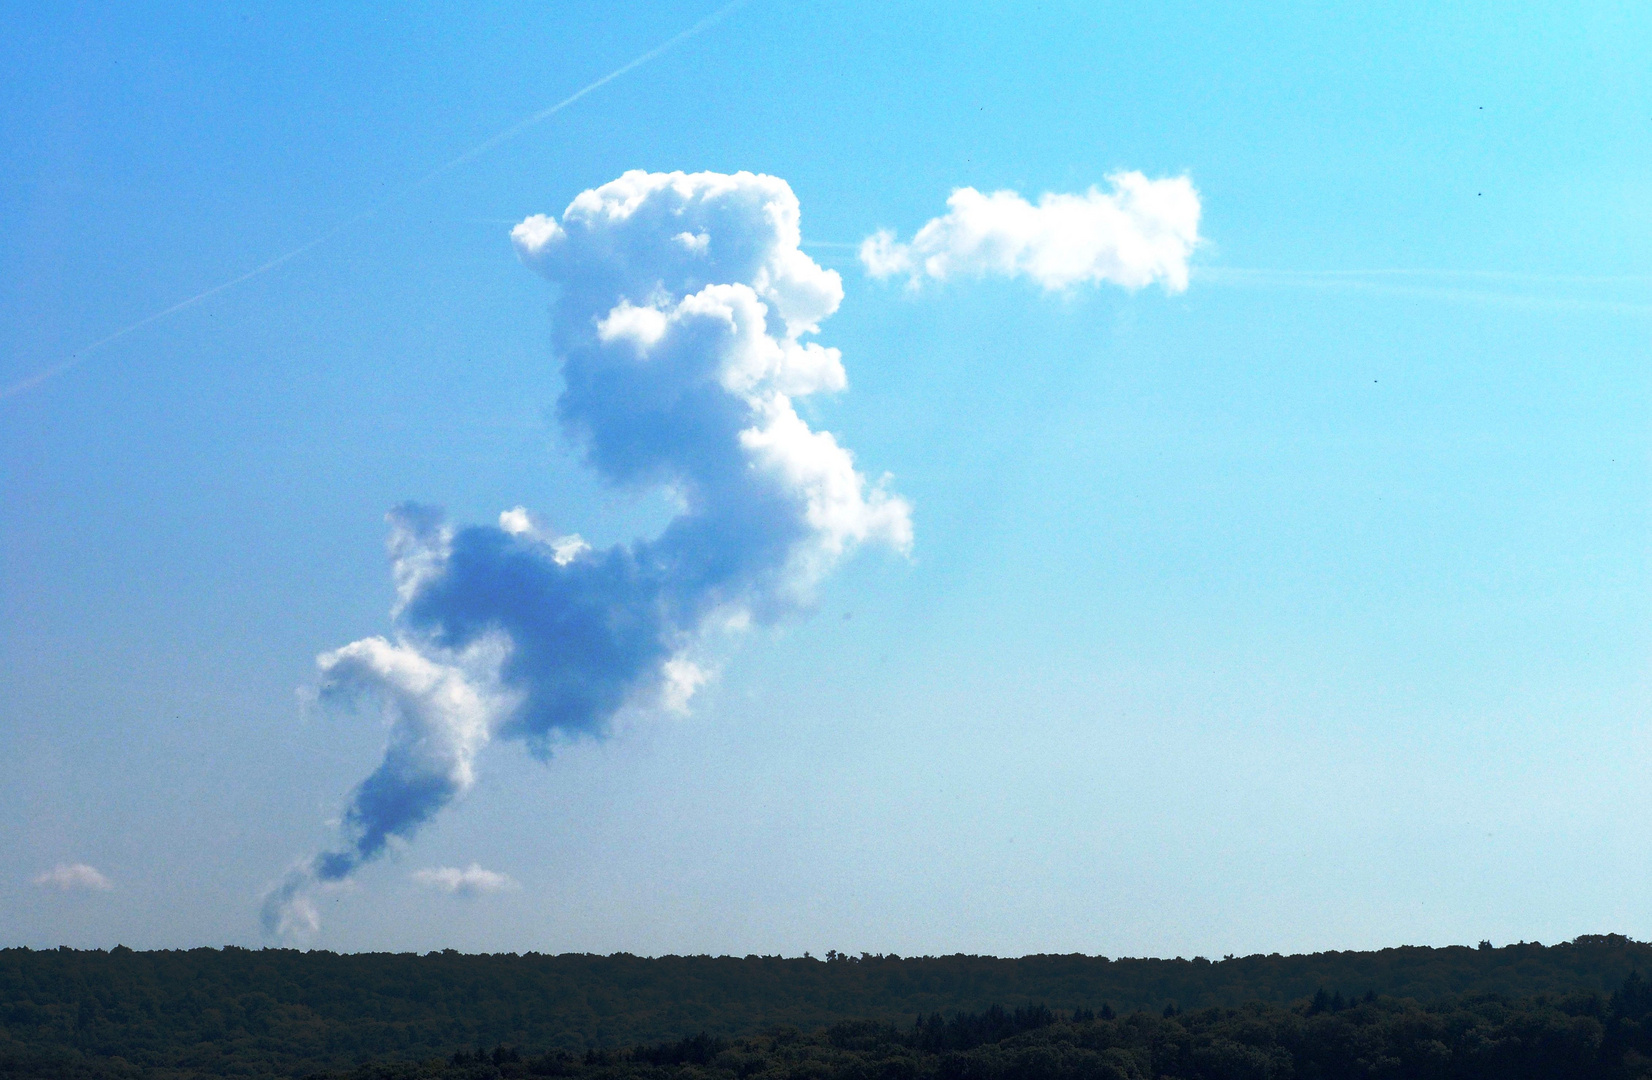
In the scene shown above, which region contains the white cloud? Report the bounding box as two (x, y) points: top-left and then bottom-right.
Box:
(861, 172), (1201, 292)
(33, 863), (112, 891)
(596, 299), (670, 354)
(316, 625), (519, 818)
(510, 213), (561, 253)
(550, 534), (590, 565)
(660, 656), (710, 713)
(498, 506), (591, 564)
(412, 863), (517, 897)
(286, 171), (912, 934)
(497, 506), (536, 536)
(673, 230), (711, 254)
(508, 170), (913, 601)
(261, 866), (357, 941)
(267, 879), (320, 939)
(386, 504), (452, 615)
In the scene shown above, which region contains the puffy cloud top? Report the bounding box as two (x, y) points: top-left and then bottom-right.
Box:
(513, 169), (844, 340)
(861, 173), (1201, 292)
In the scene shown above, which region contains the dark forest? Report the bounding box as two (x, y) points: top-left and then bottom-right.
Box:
(4, 935), (1651, 1078)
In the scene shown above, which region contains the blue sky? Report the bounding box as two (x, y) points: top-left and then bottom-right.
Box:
(3, 0), (1650, 956)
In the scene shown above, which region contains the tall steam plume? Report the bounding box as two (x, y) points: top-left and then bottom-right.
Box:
(264, 170), (912, 937)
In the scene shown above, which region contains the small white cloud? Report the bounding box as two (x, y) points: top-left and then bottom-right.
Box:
(498, 506), (536, 536)
(861, 172), (1201, 293)
(261, 865), (356, 942)
(271, 887), (320, 939)
(673, 230), (711, 254)
(509, 213), (562, 253)
(33, 863), (112, 891)
(499, 508), (590, 565)
(596, 299), (670, 354)
(550, 533), (590, 566)
(660, 656), (710, 713)
(412, 863), (516, 897)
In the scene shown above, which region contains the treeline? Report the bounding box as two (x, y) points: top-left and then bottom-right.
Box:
(2, 937), (1651, 1078)
(346, 974), (1652, 1080)
(15, 975), (1652, 1080)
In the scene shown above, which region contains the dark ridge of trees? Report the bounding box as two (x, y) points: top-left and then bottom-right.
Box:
(1, 936), (1650, 1078)
(907, 1004), (1058, 1053)
(12, 978), (1652, 1080)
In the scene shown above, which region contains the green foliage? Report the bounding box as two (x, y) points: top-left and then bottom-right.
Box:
(206, 978), (1652, 1080)
(1, 937), (1650, 1078)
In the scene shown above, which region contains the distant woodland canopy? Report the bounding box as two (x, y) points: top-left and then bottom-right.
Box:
(3, 935), (1652, 1078)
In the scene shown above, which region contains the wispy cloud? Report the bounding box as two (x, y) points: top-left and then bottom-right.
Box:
(412, 864), (517, 897)
(862, 174), (1201, 292)
(33, 863), (112, 891)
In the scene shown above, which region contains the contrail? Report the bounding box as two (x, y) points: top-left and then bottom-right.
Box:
(1, 0), (752, 404)
(1194, 266), (1652, 317)
(1200, 267), (1652, 286)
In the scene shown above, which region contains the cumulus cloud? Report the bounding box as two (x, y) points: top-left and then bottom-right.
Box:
(412, 863), (517, 897)
(860, 172), (1201, 292)
(33, 863), (112, 891)
(266, 170), (910, 937)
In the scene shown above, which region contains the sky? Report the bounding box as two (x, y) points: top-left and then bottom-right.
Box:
(2, 0), (1650, 958)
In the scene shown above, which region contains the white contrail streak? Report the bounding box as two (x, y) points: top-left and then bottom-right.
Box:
(1200, 267), (1652, 286)
(1, 229), (348, 401)
(1, 0), (751, 404)
(1194, 266), (1652, 317)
